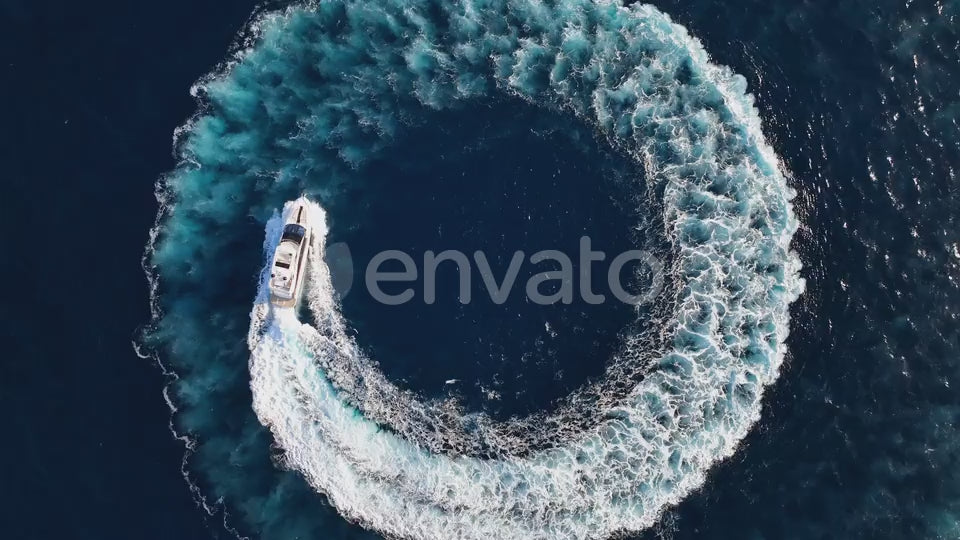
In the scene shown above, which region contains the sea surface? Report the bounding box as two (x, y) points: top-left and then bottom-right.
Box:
(2, 0), (958, 539)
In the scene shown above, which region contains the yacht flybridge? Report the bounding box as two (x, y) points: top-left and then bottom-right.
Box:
(269, 197), (313, 308)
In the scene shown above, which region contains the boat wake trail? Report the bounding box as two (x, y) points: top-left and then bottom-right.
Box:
(248, 188), (798, 540)
(145, 1), (803, 538)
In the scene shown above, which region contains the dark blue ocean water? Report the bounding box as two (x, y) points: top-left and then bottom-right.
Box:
(2, 1), (958, 540)
(1, 1), (261, 538)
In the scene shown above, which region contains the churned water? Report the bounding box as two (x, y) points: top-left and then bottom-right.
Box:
(7, 0), (954, 539)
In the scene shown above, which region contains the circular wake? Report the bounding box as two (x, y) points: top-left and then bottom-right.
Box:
(146, 0), (803, 539)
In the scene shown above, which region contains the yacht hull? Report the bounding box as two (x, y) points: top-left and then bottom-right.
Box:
(268, 198), (313, 309)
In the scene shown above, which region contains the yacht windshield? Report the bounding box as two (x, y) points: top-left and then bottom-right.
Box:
(281, 224), (306, 243)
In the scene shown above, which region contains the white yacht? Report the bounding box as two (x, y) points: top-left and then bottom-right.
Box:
(269, 197), (313, 308)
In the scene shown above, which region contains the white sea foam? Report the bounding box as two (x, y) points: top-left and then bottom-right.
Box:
(147, 0), (804, 537)
(250, 180), (800, 540)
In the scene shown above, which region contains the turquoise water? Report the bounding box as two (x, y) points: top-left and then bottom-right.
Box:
(4, 0), (952, 536)
(145, 1), (803, 538)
